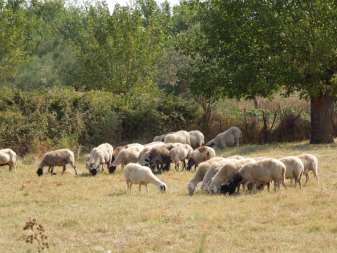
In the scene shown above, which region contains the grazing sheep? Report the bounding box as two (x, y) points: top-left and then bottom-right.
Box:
(224, 155), (246, 160)
(220, 172), (243, 195)
(238, 158), (287, 192)
(138, 142), (166, 166)
(164, 130), (191, 145)
(153, 134), (170, 142)
(87, 143), (114, 176)
(169, 144), (193, 170)
(0, 148), (17, 171)
(148, 146), (172, 174)
(189, 130), (205, 149)
(209, 158), (255, 193)
(36, 149), (77, 176)
(297, 154), (319, 185)
(279, 156), (304, 189)
(111, 145), (127, 163)
(187, 157), (225, 195)
(187, 146), (216, 171)
(124, 163), (167, 192)
(206, 126), (242, 149)
(109, 146), (141, 174)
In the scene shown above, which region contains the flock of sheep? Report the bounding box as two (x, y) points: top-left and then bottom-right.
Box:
(0, 126), (319, 195)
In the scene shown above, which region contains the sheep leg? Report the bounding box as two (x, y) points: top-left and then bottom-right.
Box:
(50, 167), (55, 175)
(182, 160), (186, 170)
(139, 184), (142, 192)
(313, 171), (319, 184)
(145, 184), (148, 192)
(62, 165), (66, 175)
(72, 164), (78, 176)
(304, 173), (309, 185)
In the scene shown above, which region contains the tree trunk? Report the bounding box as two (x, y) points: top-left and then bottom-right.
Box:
(310, 95), (335, 144)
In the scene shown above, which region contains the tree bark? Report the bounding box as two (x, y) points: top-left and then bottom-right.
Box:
(310, 95), (335, 144)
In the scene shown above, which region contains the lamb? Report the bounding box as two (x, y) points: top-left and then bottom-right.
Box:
(238, 158), (287, 192)
(87, 143), (114, 176)
(36, 149), (77, 176)
(187, 146), (216, 171)
(0, 148), (17, 171)
(187, 157), (225, 195)
(124, 163), (167, 192)
(169, 143), (193, 170)
(109, 146), (142, 174)
(148, 146), (172, 173)
(206, 126), (242, 149)
(208, 158), (255, 193)
(297, 154), (319, 184)
(164, 130), (191, 145)
(189, 130), (205, 149)
(279, 156), (304, 189)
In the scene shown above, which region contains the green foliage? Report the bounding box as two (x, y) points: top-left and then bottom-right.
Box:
(0, 87), (201, 154)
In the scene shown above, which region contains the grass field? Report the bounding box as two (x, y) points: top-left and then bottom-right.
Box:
(1, 141), (337, 253)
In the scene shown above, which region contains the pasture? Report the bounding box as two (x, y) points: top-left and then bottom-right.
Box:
(1, 142), (337, 253)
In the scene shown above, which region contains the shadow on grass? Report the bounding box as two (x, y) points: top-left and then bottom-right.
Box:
(107, 190), (127, 197)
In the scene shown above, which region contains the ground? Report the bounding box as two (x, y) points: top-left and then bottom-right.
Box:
(1, 142), (337, 253)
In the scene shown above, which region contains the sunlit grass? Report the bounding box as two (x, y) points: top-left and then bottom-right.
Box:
(1, 141), (337, 252)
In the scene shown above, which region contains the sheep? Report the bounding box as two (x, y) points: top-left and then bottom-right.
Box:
(87, 143), (114, 176)
(224, 155), (246, 160)
(124, 163), (167, 192)
(153, 134), (169, 142)
(169, 143), (193, 171)
(209, 158), (255, 193)
(238, 158), (287, 192)
(148, 145), (172, 174)
(206, 126), (242, 149)
(187, 157), (225, 195)
(164, 130), (191, 145)
(187, 146), (216, 171)
(0, 148), (17, 171)
(138, 142), (166, 166)
(279, 156), (304, 189)
(36, 149), (77, 176)
(189, 130), (205, 149)
(297, 154), (319, 185)
(108, 146), (142, 174)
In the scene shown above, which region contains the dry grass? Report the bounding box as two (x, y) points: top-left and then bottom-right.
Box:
(1, 141), (337, 253)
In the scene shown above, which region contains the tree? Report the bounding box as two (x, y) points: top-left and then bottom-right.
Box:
(197, 0), (337, 143)
(0, 0), (28, 84)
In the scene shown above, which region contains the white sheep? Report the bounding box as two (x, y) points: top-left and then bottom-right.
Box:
(209, 158), (255, 193)
(169, 143), (193, 170)
(187, 157), (225, 195)
(279, 156), (304, 189)
(87, 143), (114, 176)
(238, 158), (286, 192)
(187, 146), (216, 171)
(109, 146), (142, 173)
(0, 148), (17, 171)
(224, 155), (246, 160)
(164, 130), (191, 145)
(189, 130), (205, 149)
(124, 163), (167, 192)
(297, 154), (319, 185)
(36, 149), (77, 176)
(153, 134), (170, 142)
(206, 126), (242, 149)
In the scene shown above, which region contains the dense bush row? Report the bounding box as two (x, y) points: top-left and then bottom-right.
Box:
(0, 87), (200, 155)
(0, 87), (316, 156)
